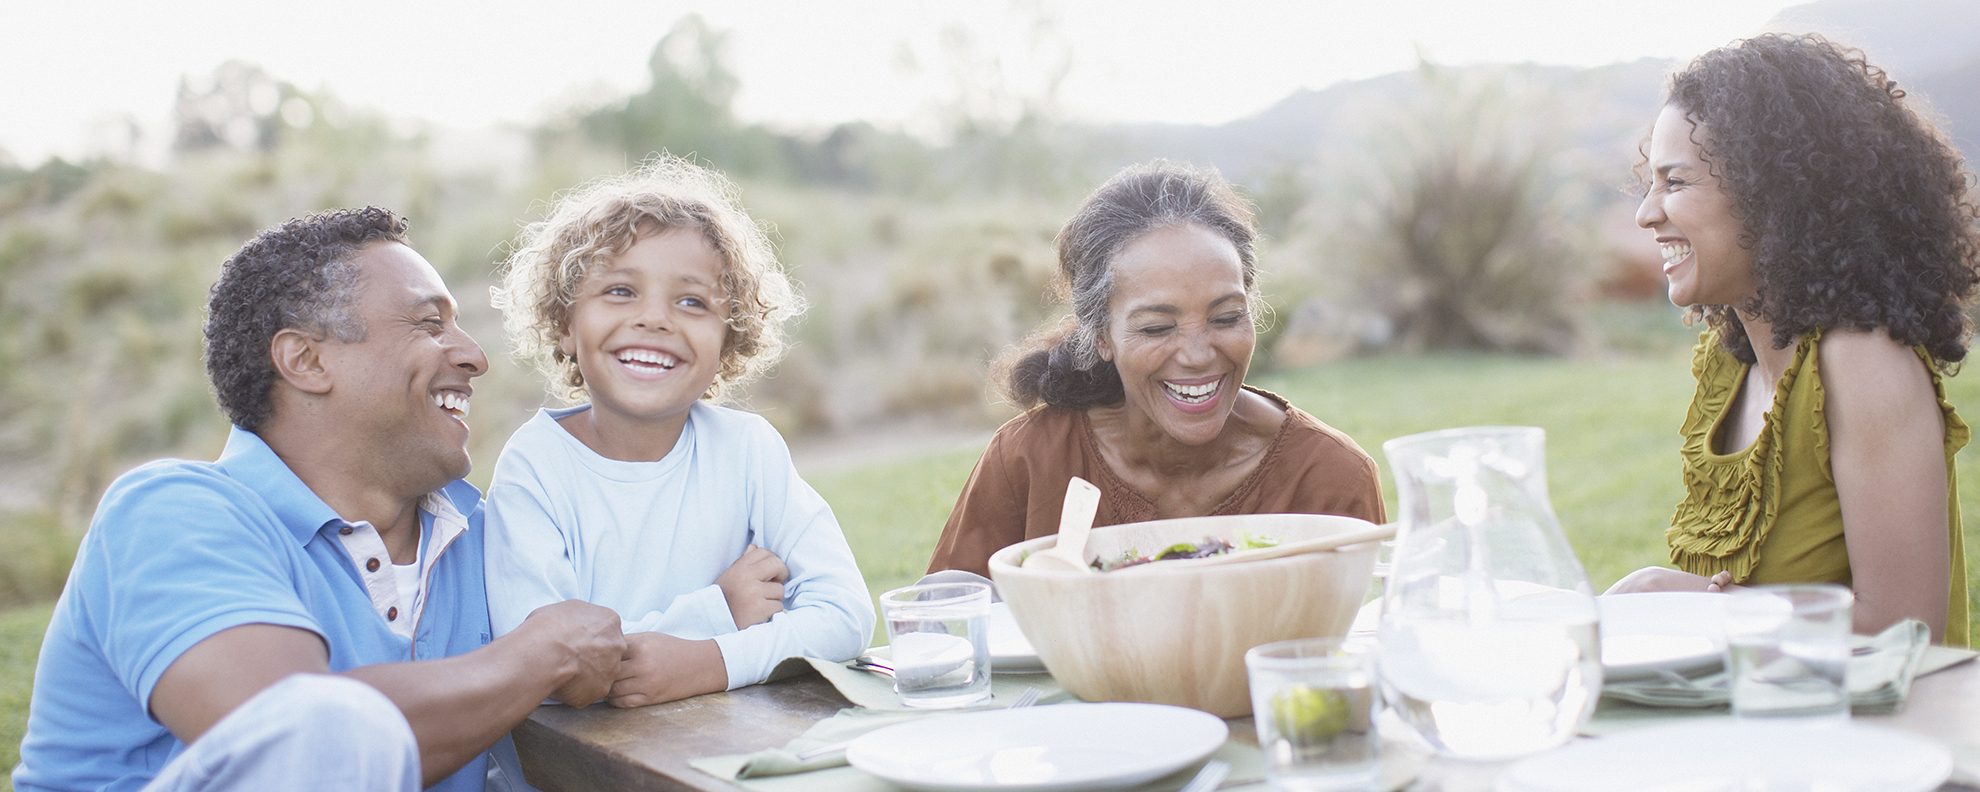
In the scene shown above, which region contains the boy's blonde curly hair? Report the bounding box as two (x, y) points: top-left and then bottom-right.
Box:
(492, 156), (802, 405)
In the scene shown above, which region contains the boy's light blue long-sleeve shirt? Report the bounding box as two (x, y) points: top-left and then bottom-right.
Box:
(484, 403), (874, 690)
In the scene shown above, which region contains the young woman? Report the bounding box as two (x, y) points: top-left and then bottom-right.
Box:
(1610, 34), (1980, 646)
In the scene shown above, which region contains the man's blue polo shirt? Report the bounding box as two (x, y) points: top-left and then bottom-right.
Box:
(13, 427), (515, 792)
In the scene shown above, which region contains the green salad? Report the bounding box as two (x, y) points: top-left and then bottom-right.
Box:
(1089, 532), (1278, 572)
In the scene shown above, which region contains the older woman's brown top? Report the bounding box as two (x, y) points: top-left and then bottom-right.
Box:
(926, 387), (1387, 576)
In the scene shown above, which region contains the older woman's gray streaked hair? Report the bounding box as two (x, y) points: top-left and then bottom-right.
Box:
(1003, 160), (1261, 410)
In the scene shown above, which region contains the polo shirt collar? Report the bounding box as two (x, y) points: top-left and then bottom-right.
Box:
(420, 486), (474, 552)
(216, 426), (341, 546)
(215, 425), (482, 546)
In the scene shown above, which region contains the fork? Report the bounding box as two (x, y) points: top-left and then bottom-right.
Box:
(850, 654), (895, 677)
(1177, 759), (1230, 792)
(794, 686), (1043, 762)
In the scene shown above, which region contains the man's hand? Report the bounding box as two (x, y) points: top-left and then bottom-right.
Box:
(715, 546), (787, 628)
(607, 632), (729, 708)
(512, 600), (625, 707)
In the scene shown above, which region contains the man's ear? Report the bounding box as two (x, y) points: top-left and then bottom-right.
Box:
(1095, 333), (1114, 363)
(270, 329), (333, 395)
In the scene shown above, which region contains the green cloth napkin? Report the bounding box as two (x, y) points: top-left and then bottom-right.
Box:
(1599, 619), (1957, 713)
(723, 655), (1072, 778)
(732, 707), (923, 778)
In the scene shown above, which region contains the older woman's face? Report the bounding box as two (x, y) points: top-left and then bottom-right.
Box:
(1096, 223), (1253, 446)
(1636, 104), (1756, 309)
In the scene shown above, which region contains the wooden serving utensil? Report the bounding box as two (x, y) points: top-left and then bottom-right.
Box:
(1128, 522), (1397, 570)
(1020, 476), (1101, 572)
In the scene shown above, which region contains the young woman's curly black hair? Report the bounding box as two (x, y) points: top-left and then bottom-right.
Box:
(1664, 33), (1980, 368)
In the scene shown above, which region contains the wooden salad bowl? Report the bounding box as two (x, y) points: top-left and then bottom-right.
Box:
(988, 513), (1382, 717)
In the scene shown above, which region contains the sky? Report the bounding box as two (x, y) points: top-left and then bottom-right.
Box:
(3, 0), (1811, 166)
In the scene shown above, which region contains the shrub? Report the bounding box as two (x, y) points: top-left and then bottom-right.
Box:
(1317, 64), (1599, 355)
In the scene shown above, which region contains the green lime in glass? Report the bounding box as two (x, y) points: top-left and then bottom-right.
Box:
(1270, 683), (1352, 745)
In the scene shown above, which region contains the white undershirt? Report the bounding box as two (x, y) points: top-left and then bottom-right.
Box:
(389, 549), (423, 639)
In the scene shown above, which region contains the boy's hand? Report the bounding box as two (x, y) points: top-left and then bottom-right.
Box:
(607, 632), (728, 707)
(515, 600), (625, 708)
(716, 545), (787, 628)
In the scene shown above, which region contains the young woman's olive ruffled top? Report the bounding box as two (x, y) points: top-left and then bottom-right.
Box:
(1669, 328), (1970, 646)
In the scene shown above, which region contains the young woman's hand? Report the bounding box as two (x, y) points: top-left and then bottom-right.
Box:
(716, 545), (788, 628)
(1604, 566), (1733, 595)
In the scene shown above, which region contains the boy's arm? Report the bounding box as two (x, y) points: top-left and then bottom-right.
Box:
(708, 424), (876, 689)
(605, 548), (789, 707)
(618, 586), (741, 637)
(485, 468), (590, 637)
(605, 631), (730, 707)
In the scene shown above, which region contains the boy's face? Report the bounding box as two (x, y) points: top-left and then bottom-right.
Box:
(559, 227), (730, 448)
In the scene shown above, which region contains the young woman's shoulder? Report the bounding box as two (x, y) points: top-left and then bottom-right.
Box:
(1816, 327), (1941, 418)
(1818, 328), (1931, 378)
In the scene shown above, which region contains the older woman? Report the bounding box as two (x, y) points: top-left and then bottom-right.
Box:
(1609, 34), (1980, 645)
(926, 161), (1385, 576)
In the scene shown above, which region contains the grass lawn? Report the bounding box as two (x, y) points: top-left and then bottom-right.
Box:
(0, 603), (51, 788)
(5, 334), (1978, 780)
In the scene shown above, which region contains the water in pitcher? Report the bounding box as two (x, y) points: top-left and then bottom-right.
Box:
(1379, 427), (1603, 759)
(1380, 614), (1599, 758)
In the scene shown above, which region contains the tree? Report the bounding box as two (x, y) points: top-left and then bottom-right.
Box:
(171, 60), (287, 153)
(566, 15), (783, 175)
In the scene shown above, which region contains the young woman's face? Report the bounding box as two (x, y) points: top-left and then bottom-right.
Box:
(1096, 223), (1254, 446)
(559, 228), (729, 437)
(1636, 104), (1758, 309)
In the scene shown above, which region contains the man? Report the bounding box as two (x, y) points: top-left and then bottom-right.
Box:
(13, 207), (625, 791)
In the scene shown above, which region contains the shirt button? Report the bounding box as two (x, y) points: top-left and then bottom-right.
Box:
(386, 607), (399, 621)
(338, 525), (354, 536)
(366, 558), (381, 573)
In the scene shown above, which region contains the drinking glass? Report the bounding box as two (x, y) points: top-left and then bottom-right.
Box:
(1724, 584), (1852, 722)
(1378, 427), (1602, 760)
(879, 582), (992, 708)
(1246, 637), (1379, 791)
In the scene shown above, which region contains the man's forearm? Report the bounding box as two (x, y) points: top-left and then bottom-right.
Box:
(344, 630), (566, 786)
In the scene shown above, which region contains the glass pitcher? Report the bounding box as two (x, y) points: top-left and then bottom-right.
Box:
(1376, 426), (1601, 760)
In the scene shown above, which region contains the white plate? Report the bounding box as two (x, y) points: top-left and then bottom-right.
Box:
(1497, 720), (1951, 792)
(988, 601), (1047, 674)
(1598, 592), (1728, 681)
(846, 702), (1227, 791)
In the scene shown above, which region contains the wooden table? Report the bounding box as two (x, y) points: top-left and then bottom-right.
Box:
(515, 658), (1979, 792)
(516, 673), (848, 792)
